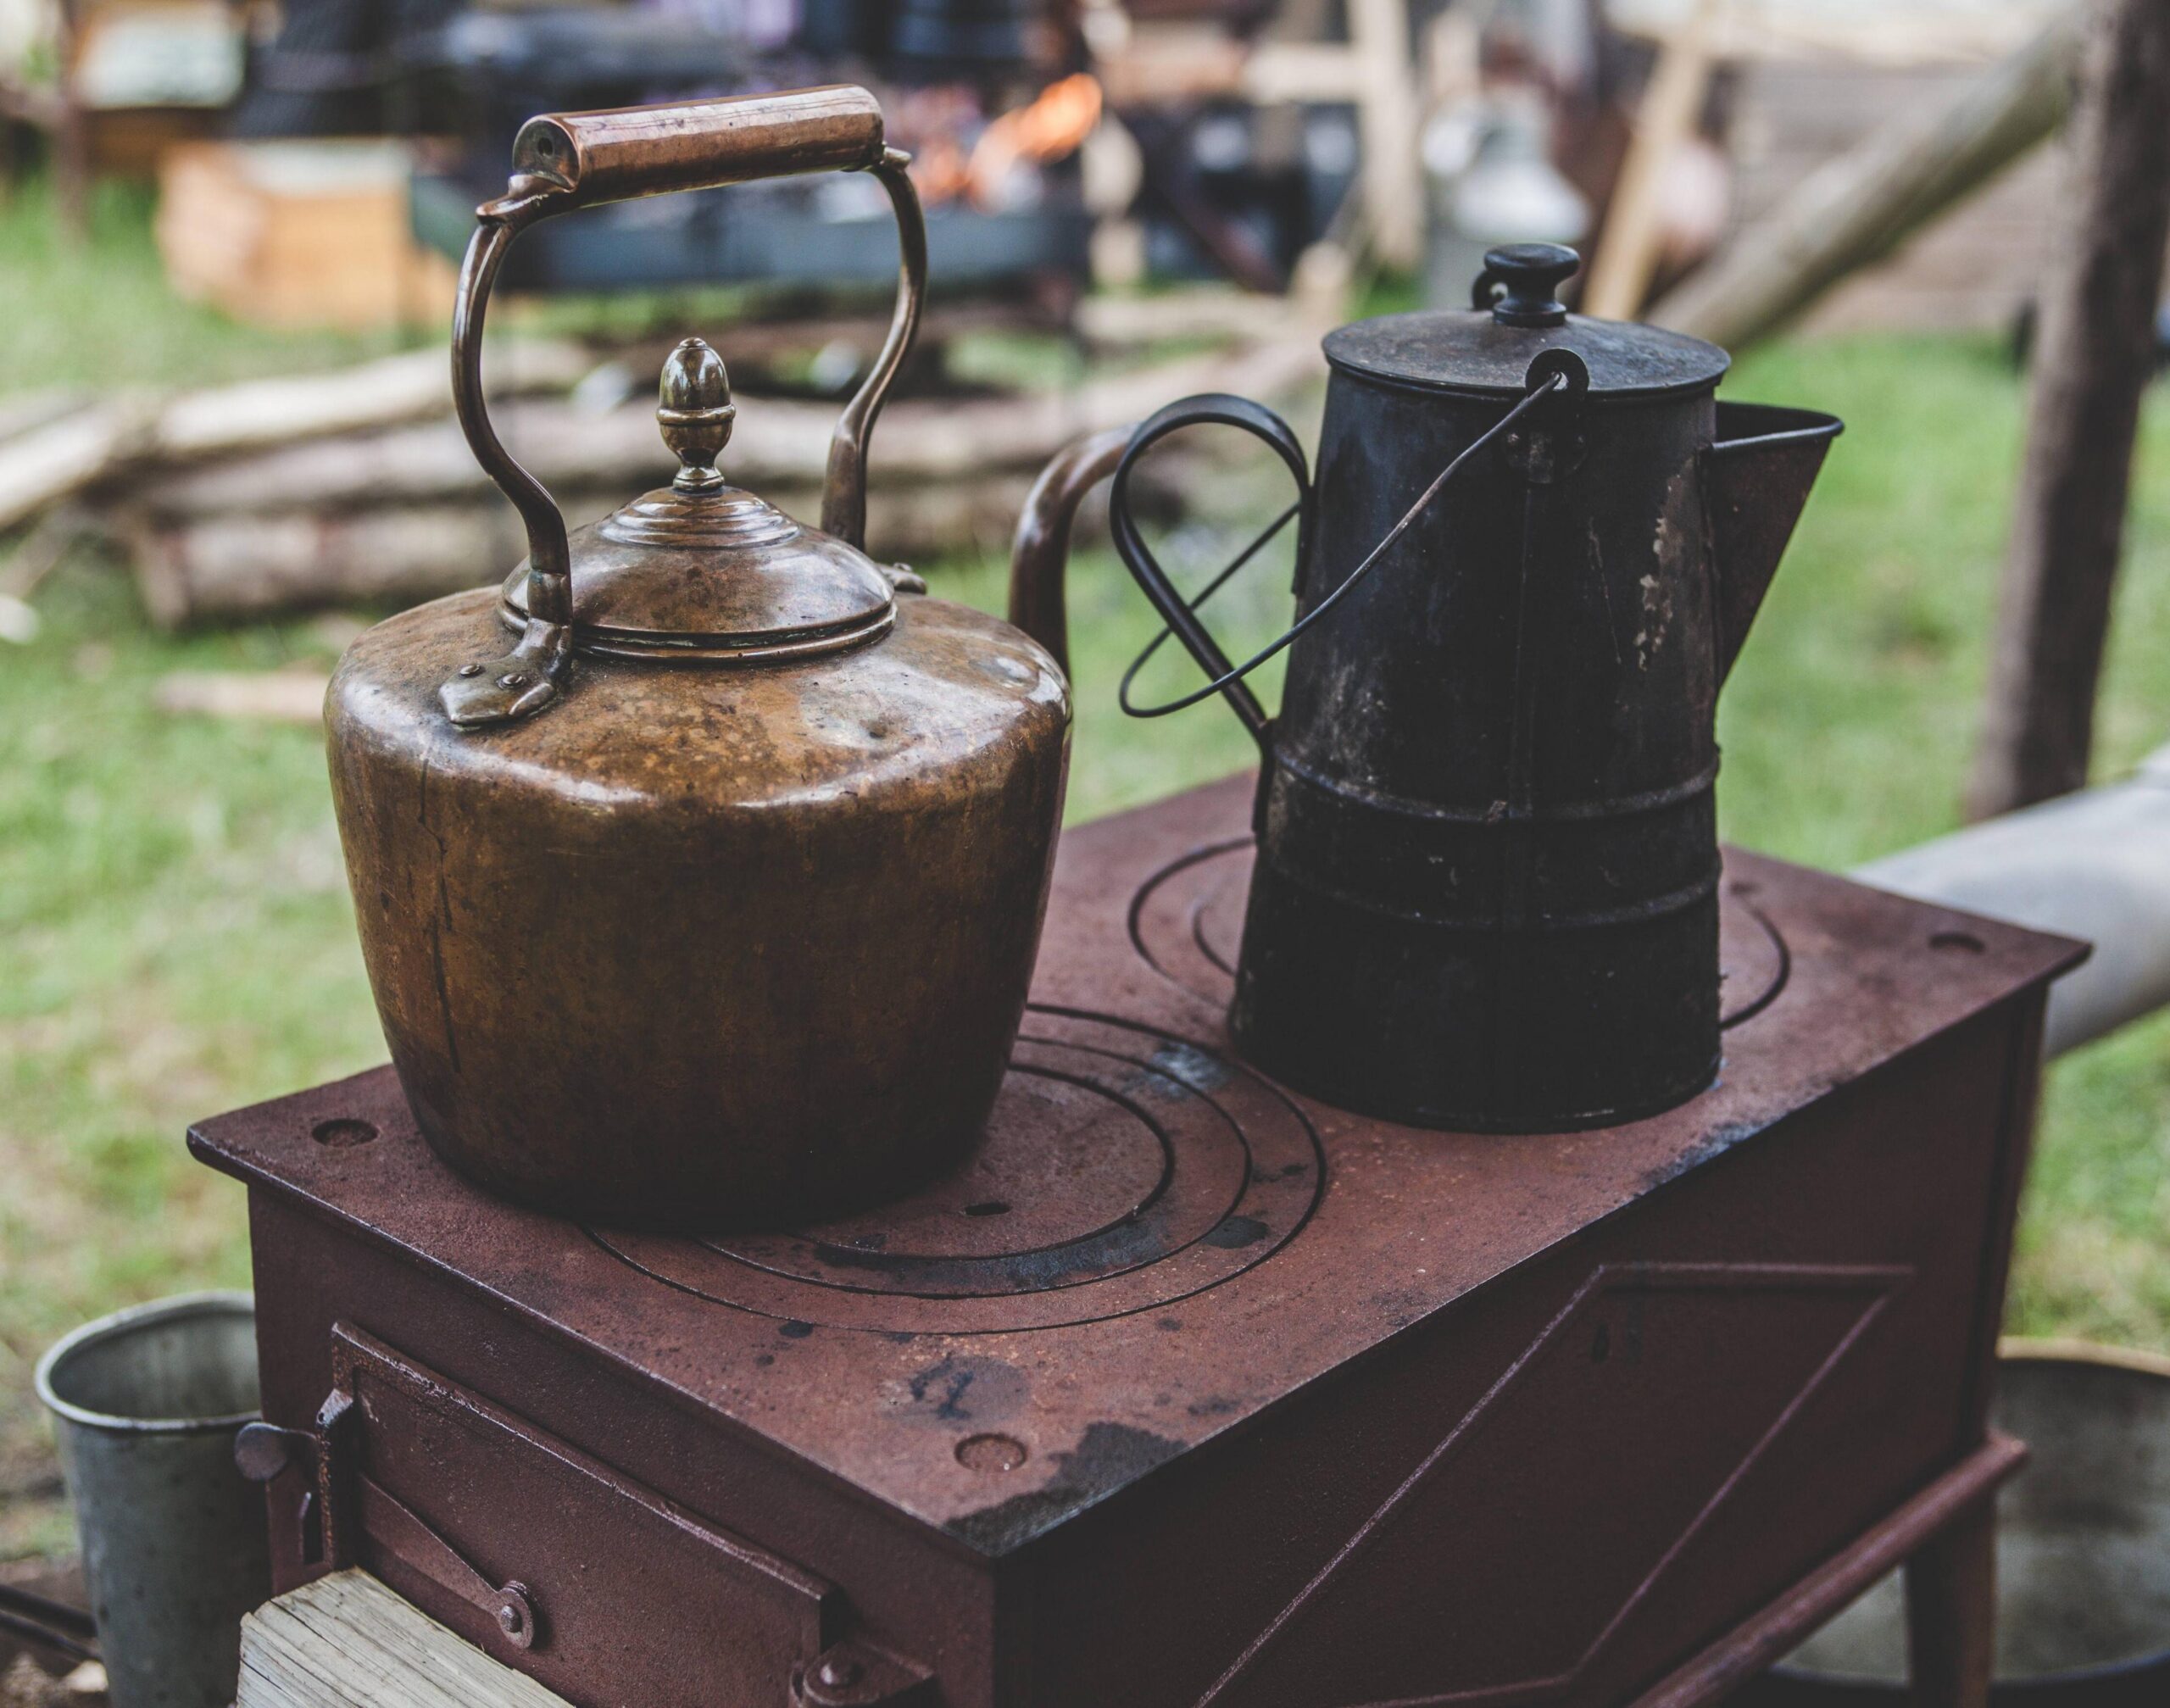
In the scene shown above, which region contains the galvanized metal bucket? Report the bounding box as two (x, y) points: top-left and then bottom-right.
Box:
(1736, 1343), (2170, 1706)
(34, 1293), (270, 1708)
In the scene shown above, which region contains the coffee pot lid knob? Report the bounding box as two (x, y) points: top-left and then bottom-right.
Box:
(1477, 243), (1579, 327)
(657, 337), (736, 494)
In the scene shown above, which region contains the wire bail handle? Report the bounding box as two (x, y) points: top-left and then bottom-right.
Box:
(1105, 356), (1580, 748)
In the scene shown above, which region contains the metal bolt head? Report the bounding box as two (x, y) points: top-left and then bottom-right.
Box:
(459, 662), (483, 677)
(815, 1655), (862, 1689)
(498, 671), (529, 689)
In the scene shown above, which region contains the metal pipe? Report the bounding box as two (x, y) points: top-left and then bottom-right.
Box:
(1855, 740), (2170, 1057)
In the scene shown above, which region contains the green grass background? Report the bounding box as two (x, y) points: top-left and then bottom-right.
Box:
(3, 180), (2168, 1558)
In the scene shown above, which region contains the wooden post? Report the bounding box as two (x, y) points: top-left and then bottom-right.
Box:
(1904, 1498), (1997, 1708)
(53, 0), (89, 242)
(1348, 0), (1423, 273)
(1966, 0), (2170, 820)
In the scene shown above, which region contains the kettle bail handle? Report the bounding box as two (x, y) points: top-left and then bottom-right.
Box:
(441, 87), (927, 728)
(1105, 370), (1570, 744)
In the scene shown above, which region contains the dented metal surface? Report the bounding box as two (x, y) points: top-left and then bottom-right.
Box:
(193, 776), (2083, 1707)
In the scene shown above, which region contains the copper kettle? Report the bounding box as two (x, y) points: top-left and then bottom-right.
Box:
(326, 89), (1070, 1230)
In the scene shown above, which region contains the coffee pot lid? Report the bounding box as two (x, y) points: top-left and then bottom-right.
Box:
(499, 337), (899, 662)
(1322, 244), (1730, 400)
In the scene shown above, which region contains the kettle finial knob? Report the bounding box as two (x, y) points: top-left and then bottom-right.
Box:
(658, 337), (735, 494)
(1474, 244), (1579, 328)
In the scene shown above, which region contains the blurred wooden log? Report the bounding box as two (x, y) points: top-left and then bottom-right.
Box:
(157, 343), (593, 459)
(0, 392), (92, 448)
(155, 671), (331, 722)
(1966, 0), (2170, 820)
(0, 407), (124, 537)
(133, 337), (1322, 520)
(1648, 5), (2086, 350)
(1073, 288), (1322, 345)
(127, 479), (1046, 626)
(0, 342), (593, 533)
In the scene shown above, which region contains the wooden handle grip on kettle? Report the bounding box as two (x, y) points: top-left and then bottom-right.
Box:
(439, 87), (926, 727)
(508, 86), (889, 208)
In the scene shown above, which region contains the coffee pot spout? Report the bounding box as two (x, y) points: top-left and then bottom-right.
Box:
(1707, 401), (1843, 686)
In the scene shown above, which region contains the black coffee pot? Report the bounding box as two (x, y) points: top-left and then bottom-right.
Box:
(1015, 244), (1840, 1132)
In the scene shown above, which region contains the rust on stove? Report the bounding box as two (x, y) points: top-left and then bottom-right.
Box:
(195, 776), (2084, 1708)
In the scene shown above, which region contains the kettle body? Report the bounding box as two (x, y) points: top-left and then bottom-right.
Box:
(1021, 245), (1839, 1132)
(330, 589), (1066, 1227)
(327, 88), (1069, 1228)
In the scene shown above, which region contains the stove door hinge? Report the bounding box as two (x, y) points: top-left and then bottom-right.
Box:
(234, 1421), (324, 1566)
(794, 1640), (936, 1707)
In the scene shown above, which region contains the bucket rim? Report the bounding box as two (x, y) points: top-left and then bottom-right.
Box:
(1997, 1332), (2170, 1381)
(34, 1291), (259, 1436)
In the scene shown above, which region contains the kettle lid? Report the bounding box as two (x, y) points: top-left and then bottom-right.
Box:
(498, 337), (899, 662)
(1322, 244), (1729, 400)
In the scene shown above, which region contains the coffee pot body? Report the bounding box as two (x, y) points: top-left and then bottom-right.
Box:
(1017, 247), (1839, 1131)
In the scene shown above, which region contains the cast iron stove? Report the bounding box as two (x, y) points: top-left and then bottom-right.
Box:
(192, 776), (2084, 1708)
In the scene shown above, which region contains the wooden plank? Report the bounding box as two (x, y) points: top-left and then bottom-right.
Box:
(236, 1572), (570, 1708)
(155, 142), (459, 332)
(1649, 4), (2085, 350)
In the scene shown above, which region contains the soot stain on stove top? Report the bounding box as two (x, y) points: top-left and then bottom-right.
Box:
(944, 1421), (1184, 1555)
(885, 1353), (1028, 1426)
(1639, 1117), (1771, 1191)
(1145, 1041), (1234, 1093)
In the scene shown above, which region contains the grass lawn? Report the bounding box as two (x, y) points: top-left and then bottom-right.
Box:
(3, 181), (2168, 1561)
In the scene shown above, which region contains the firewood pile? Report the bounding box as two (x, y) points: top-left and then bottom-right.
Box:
(0, 292), (1323, 631)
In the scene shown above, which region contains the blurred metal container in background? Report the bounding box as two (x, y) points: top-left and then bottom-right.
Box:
(35, 1294), (269, 1708)
(1739, 1344), (2170, 1707)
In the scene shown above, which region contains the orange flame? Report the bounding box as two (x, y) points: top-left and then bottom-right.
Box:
(966, 73), (1104, 208)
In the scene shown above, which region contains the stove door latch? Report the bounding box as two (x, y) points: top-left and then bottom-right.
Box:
(310, 1388), (541, 1650)
(355, 1465), (540, 1650)
(796, 1640), (935, 1708)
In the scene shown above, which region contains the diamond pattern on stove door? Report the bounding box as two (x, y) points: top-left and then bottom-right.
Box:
(1201, 1263), (1909, 1708)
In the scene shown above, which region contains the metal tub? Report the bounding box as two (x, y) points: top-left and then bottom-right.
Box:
(1739, 1344), (2170, 1705)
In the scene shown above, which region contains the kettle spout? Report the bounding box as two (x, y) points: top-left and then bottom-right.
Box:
(1707, 402), (1843, 686)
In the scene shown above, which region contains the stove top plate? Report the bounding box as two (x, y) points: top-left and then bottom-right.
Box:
(191, 774), (2085, 1552)
(593, 1010), (1322, 1332)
